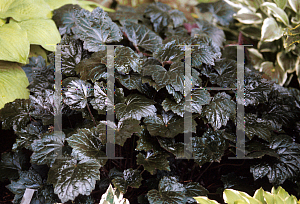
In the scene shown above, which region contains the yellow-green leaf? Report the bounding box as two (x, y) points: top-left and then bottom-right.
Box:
(77, 0), (115, 12)
(43, 0), (75, 10)
(28, 45), (48, 64)
(197, 0), (219, 2)
(0, 0), (52, 21)
(0, 61), (29, 110)
(271, 186), (290, 200)
(0, 0), (13, 13)
(115, 0), (154, 8)
(253, 188), (265, 203)
(43, 0), (115, 12)
(194, 196), (220, 204)
(0, 20), (29, 64)
(274, 195), (285, 204)
(0, 19), (5, 26)
(223, 189), (248, 204)
(286, 195), (299, 204)
(239, 192), (263, 204)
(17, 19), (61, 52)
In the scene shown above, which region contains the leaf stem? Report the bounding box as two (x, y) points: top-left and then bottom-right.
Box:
(112, 160), (121, 169)
(87, 104), (97, 127)
(195, 162), (213, 182)
(205, 79), (209, 87)
(131, 136), (136, 168)
(209, 160), (245, 170)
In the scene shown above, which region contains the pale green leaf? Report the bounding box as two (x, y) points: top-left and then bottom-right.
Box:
(261, 17), (283, 42)
(0, 0), (52, 21)
(234, 9), (263, 24)
(274, 0), (287, 9)
(288, 0), (300, 13)
(243, 0), (263, 11)
(194, 196), (220, 204)
(260, 2), (289, 26)
(277, 51), (298, 73)
(0, 19), (5, 26)
(223, 189), (249, 204)
(0, 20), (29, 64)
(17, 19), (61, 51)
(43, 0), (74, 10)
(0, 61), (29, 110)
(76, 0), (115, 12)
(240, 26), (261, 40)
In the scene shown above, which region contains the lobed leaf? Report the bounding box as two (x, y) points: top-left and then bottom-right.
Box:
(72, 7), (122, 52)
(112, 168), (143, 193)
(31, 132), (65, 167)
(192, 128), (227, 166)
(47, 157), (101, 203)
(115, 94), (156, 121)
(121, 20), (163, 53)
(147, 176), (186, 204)
(202, 92), (236, 130)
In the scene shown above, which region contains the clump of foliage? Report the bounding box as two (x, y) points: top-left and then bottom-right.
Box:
(220, 0), (300, 86)
(0, 1), (300, 204)
(194, 186), (300, 204)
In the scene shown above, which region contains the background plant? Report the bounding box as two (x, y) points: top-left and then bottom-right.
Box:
(218, 0), (300, 86)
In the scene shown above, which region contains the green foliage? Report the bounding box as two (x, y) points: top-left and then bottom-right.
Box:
(0, 1), (299, 204)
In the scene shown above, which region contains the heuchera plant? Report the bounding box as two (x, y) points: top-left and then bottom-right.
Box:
(0, 1), (300, 203)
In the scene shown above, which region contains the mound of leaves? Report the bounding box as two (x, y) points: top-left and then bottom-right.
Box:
(0, 1), (300, 204)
